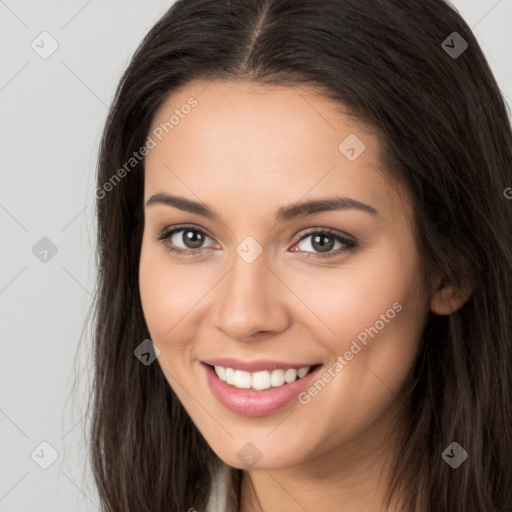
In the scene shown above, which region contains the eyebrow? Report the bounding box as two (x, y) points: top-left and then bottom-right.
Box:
(144, 193), (379, 222)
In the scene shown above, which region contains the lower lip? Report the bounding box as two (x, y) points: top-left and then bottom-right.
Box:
(201, 363), (322, 417)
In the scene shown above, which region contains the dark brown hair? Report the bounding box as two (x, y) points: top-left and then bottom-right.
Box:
(85, 0), (512, 510)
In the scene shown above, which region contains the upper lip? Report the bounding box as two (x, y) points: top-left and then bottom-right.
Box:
(201, 358), (321, 372)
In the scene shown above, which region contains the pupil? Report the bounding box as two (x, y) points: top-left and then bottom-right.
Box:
(312, 234), (334, 253)
(184, 230), (204, 249)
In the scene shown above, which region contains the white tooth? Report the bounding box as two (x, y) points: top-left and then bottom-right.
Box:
(214, 366), (227, 382)
(297, 366), (310, 378)
(234, 370), (252, 389)
(225, 367), (236, 385)
(252, 371), (271, 390)
(284, 368), (298, 383)
(217, 365), (311, 390)
(270, 369), (285, 387)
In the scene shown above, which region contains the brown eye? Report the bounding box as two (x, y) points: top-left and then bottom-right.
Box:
(305, 233), (336, 253)
(291, 229), (357, 259)
(157, 225), (215, 257)
(177, 229), (207, 249)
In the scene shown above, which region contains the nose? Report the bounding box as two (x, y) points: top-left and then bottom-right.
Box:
(212, 249), (291, 341)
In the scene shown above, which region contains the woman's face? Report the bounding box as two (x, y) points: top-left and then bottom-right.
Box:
(139, 80), (431, 471)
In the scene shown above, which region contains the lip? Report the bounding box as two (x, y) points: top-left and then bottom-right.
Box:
(201, 362), (323, 417)
(201, 357), (319, 372)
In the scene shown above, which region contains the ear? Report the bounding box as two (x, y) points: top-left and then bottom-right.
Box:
(430, 276), (473, 316)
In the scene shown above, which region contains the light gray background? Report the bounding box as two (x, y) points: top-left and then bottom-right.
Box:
(0, 1), (511, 510)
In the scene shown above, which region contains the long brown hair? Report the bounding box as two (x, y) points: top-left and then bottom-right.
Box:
(85, 0), (512, 510)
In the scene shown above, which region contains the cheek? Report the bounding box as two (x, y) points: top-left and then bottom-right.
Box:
(139, 239), (190, 347)
(138, 242), (215, 417)
(291, 240), (428, 359)
(289, 248), (428, 438)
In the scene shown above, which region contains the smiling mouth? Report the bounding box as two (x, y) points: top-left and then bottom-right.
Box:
(204, 363), (322, 391)
(202, 362), (324, 416)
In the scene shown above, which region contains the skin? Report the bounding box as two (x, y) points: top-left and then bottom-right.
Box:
(139, 80), (466, 511)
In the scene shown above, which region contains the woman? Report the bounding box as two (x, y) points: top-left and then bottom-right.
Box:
(88, 0), (512, 510)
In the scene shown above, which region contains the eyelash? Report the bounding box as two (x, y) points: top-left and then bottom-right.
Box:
(156, 224), (357, 260)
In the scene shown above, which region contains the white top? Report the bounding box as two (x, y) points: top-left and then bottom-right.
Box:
(205, 462), (231, 512)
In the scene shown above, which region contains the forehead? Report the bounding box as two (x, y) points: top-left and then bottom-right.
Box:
(144, 80), (407, 222)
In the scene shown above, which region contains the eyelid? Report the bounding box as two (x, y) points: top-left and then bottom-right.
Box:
(292, 226), (355, 244)
(291, 227), (357, 259)
(156, 223), (357, 258)
(156, 223), (215, 242)
(157, 224), (354, 243)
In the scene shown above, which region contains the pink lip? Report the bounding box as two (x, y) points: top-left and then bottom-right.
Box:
(201, 357), (318, 372)
(201, 362), (322, 417)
